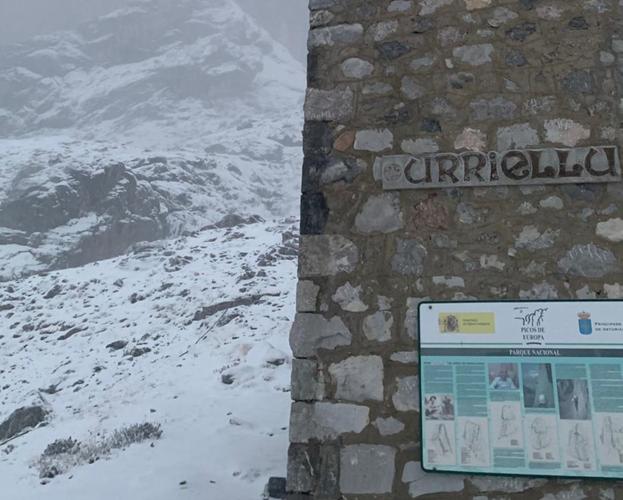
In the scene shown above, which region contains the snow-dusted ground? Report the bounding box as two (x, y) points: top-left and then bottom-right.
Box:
(0, 219), (298, 499)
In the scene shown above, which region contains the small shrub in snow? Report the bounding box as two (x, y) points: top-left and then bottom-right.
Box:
(37, 422), (162, 479)
(42, 437), (81, 457)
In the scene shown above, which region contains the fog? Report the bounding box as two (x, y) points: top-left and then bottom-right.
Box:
(0, 0), (308, 61)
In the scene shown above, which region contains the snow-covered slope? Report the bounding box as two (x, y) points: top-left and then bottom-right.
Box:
(0, 218), (298, 500)
(0, 0), (304, 279)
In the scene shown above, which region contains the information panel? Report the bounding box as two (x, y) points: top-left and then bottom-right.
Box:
(419, 300), (623, 479)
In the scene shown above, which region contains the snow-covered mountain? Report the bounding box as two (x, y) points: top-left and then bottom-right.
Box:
(0, 0), (305, 280)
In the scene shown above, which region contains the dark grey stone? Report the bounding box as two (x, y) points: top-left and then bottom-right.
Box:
(449, 72), (475, 89)
(519, 0), (539, 9)
(506, 49), (527, 67)
(268, 477), (287, 499)
(301, 192), (329, 235)
(506, 22), (537, 42)
(376, 41), (412, 60)
(470, 97), (517, 121)
(392, 239), (427, 276)
(287, 443), (319, 493)
(316, 445), (340, 497)
(569, 17), (589, 30)
(0, 406), (47, 441)
(562, 70), (593, 94)
(411, 16), (434, 34)
(421, 118), (441, 133)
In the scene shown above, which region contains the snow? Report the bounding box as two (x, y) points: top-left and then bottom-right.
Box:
(0, 220), (298, 499)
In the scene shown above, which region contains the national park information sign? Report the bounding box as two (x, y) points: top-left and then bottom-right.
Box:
(419, 300), (623, 479)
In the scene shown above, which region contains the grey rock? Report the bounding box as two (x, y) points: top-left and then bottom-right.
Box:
(309, 24), (364, 48)
(329, 356), (384, 402)
(341, 57), (374, 79)
(402, 462), (465, 497)
(506, 22), (537, 41)
(296, 280), (320, 312)
(332, 282), (368, 312)
(340, 445), (396, 494)
(392, 376), (420, 412)
(506, 48), (527, 66)
(562, 70), (593, 94)
(377, 41), (412, 60)
(363, 311), (393, 342)
(289, 402), (369, 443)
(354, 129), (393, 152)
(374, 416), (405, 436)
(291, 359), (325, 401)
(290, 313), (352, 357)
(401, 76), (425, 100)
(304, 87), (354, 121)
(452, 44), (494, 65)
(558, 244), (618, 278)
(0, 406), (47, 441)
(392, 239), (427, 276)
(470, 97), (517, 121)
(355, 193), (403, 234)
(299, 235), (359, 277)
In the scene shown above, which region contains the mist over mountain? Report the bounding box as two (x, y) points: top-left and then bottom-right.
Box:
(0, 0), (305, 280)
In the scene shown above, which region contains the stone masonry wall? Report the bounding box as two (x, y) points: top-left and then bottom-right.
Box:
(289, 0), (623, 498)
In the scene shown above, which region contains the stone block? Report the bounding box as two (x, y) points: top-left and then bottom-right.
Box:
(291, 358), (325, 401)
(332, 281), (367, 312)
(329, 355), (384, 402)
(296, 280), (320, 312)
(290, 313), (352, 358)
(558, 244), (618, 278)
(392, 376), (420, 412)
(304, 88), (354, 122)
(363, 311), (393, 342)
(308, 24), (364, 48)
(402, 461), (465, 497)
(392, 240), (427, 276)
(355, 193), (403, 234)
(299, 235), (359, 277)
(289, 402), (369, 443)
(354, 129), (393, 152)
(340, 445), (396, 494)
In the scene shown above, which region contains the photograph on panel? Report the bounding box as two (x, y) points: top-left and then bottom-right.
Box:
(557, 379), (591, 420)
(424, 394), (455, 420)
(522, 363), (555, 409)
(489, 363), (519, 391)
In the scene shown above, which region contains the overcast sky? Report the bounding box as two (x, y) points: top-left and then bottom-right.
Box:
(0, 0), (308, 61)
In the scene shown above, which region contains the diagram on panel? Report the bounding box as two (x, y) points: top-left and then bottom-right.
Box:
(490, 401), (523, 448)
(425, 420), (456, 465)
(597, 414), (623, 466)
(458, 417), (490, 467)
(525, 414), (559, 463)
(560, 420), (595, 470)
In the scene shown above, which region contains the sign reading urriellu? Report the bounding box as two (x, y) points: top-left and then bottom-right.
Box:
(377, 146), (622, 190)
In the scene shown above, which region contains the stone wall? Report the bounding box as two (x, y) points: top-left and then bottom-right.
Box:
(288, 0), (623, 498)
